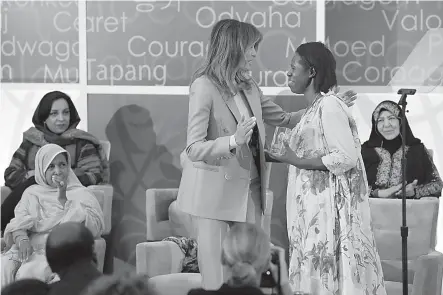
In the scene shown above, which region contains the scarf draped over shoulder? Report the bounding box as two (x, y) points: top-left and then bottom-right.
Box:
(22, 91), (109, 183)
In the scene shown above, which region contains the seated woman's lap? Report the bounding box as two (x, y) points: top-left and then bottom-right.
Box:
(1, 251), (52, 286)
(1, 254), (20, 287)
(15, 252), (52, 282)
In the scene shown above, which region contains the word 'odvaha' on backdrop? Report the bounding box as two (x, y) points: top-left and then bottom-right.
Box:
(82, 0), (316, 86)
(1, 0), (315, 85)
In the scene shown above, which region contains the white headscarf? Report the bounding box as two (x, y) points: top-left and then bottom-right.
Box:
(34, 143), (83, 190)
(4, 144), (105, 246)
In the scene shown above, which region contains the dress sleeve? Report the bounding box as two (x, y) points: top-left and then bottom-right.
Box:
(415, 147), (443, 198)
(320, 97), (358, 176)
(3, 192), (36, 246)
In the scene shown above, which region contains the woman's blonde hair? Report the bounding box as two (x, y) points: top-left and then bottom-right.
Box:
(191, 19), (263, 97)
(221, 223), (271, 287)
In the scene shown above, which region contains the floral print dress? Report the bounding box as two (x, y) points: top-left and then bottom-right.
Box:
(286, 94), (386, 295)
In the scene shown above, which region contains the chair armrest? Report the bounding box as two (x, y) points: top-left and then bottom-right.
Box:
(412, 251), (443, 295)
(1, 186), (12, 206)
(88, 184), (114, 235)
(136, 241), (184, 277)
(146, 189), (179, 241)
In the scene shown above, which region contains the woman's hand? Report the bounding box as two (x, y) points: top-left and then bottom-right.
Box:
(269, 245), (292, 295)
(52, 175), (67, 190)
(377, 184), (402, 198)
(267, 140), (299, 166)
(234, 115), (256, 146)
(18, 239), (33, 262)
(333, 86), (357, 107)
(395, 180), (418, 197)
(53, 175), (68, 206)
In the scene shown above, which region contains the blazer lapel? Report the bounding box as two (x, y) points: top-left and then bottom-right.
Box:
(242, 88), (265, 144)
(242, 88), (260, 119)
(222, 93), (241, 123)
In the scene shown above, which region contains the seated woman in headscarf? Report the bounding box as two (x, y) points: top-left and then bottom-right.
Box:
(362, 100), (443, 199)
(2, 91), (109, 232)
(1, 144), (105, 288)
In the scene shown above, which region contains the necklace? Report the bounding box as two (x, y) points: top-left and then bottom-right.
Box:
(302, 93), (323, 116)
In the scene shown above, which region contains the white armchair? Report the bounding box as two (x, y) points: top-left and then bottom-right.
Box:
(135, 161), (275, 295)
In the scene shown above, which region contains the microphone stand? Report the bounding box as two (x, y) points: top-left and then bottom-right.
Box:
(397, 88), (416, 295)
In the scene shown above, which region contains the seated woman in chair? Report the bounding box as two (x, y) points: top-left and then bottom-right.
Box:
(1, 144), (104, 288)
(2, 91), (109, 232)
(362, 100), (443, 199)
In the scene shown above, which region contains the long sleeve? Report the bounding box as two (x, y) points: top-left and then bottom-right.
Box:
(4, 140), (32, 189)
(3, 193), (35, 247)
(75, 141), (104, 186)
(63, 191), (105, 238)
(416, 148), (443, 198)
(258, 85), (303, 129)
(185, 78), (231, 162)
(320, 97), (358, 176)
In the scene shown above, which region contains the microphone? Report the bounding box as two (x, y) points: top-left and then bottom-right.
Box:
(397, 88), (416, 95)
(397, 88), (416, 106)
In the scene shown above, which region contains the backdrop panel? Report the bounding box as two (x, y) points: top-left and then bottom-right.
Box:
(1, 1), (79, 83)
(86, 0), (316, 87)
(325, 0), (443, 88)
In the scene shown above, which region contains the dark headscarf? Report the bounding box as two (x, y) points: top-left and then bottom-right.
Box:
(362, 100), (433, 187)
(31, 91), (81, 145)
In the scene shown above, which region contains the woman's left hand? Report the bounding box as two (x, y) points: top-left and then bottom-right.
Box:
(267, 140), (300, 166)
(334, 86), (357, 107)
(395, 179), (418, 197)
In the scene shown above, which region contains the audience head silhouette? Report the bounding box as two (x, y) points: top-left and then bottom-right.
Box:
(221, 223), (271, 288)
(1, 279), (49, 295)
(46, 222), (96, 274)
(81, 273), (152, 295)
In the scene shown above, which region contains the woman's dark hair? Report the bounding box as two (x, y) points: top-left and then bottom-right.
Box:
(81, 273), (152, 295)
(60, 151), (69, 163)
(1, 279), (49, 295)
(46, 222), (95, 274)
(32, 91), (80, 129)
(296, 42), (337, 93)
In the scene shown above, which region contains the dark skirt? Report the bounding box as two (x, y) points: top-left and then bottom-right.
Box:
(1, 177), (36, 232)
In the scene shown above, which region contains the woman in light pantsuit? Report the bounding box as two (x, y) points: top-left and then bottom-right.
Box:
(177, 19), (356, 290)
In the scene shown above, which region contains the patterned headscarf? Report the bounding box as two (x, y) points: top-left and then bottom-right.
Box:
(365, 100), (420, 148)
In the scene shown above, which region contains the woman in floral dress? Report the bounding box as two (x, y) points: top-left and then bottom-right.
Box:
(269, 42), (386, 295)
